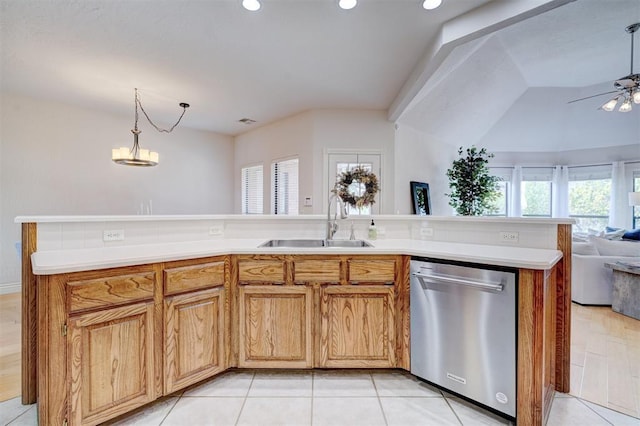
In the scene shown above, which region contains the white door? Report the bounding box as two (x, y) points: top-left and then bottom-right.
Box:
(328, 153), (381, 215)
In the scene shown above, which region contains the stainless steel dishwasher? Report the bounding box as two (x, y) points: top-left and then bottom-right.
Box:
(410, 257), (517, 418)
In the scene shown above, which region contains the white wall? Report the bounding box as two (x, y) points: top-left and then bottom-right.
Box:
(233, 111), (315, 214)
(491, 144), (640, 167)
(478, 86), (640, 152)
(310, 109), (395, 214)
(0, 93), (234, 290)
(394, 123), (458, 216)
(233, 109), (395, 215)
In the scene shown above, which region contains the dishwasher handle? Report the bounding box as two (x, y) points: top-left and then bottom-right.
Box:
(412, 272), (504, 292)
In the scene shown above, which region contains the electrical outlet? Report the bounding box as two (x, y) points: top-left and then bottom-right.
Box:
(103, 229), (124, 242)
(420, 227), (434, 237)
(499, 231), (519, 243)
(209, 225), (223, 236)
(377, 226), (386, 236)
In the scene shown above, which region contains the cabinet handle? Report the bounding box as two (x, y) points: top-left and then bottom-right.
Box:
(272, 281), (285, 285)
(351, 281), (359, 285)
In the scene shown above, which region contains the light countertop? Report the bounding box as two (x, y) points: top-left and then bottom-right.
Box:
(15, 214), (574, 225)
(31, 238), (563, 275)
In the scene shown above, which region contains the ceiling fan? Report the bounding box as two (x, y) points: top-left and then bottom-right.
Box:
(568, 22), (640, 112)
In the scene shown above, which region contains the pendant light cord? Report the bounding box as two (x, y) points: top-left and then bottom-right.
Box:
(631, 27), (635, 75)
(135, 88), (190, 134)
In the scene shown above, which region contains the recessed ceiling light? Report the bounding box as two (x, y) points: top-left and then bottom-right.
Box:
(242, 0), (261, 12)
(338, 0), (357, 10)
(422, 0), (442, 10)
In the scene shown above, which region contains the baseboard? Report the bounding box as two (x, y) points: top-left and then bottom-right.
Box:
(571, 300), (612, 307)
(0, 282), (21, 295)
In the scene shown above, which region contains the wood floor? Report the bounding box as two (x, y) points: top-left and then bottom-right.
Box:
(570, 302), (640, 418)
(1, 293), (638, 419)
(0, 292), (21, 402)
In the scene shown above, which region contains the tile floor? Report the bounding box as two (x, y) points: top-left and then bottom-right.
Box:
(570, 303), (640, 417)
(2, 369), (639, 426)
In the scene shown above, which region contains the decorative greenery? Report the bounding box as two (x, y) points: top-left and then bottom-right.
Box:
(334, 166), (379, 209)
(446, 146), (500, 216)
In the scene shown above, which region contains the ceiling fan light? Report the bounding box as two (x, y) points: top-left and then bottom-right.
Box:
(242, 0), (261, 11)
(338, 0), (357, 10)
(422, 0), (443, 10)
(601, 96), (619, 112)
(632, 89), (640, 104)
(618, 97), (633, 112)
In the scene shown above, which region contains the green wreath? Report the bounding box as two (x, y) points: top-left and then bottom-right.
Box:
(334, 166), (379, 209)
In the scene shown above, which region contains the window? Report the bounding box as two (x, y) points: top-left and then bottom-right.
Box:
(521, 168), (553, 217)
(272, 158), (299, 215)
(568, 165), (611, 232)
(241, 164), (263, 214)
(486, 181), (508, 216)
(486, 168), (511, 217)
(328, 153), (381, 215)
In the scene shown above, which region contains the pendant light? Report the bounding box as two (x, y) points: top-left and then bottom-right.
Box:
(598, 23), (640, 112)
(112, 88), (189, 167)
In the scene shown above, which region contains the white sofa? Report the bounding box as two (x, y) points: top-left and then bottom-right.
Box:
(572, 237), (640, 305)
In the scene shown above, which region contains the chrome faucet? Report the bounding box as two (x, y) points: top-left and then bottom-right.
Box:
(327, 192), (348, 240)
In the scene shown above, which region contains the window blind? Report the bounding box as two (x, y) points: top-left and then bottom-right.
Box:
(568, 164), (612, 181)
(522, 167), (554, 182)
(241, 164), (263, 214)
(272, 158), (299, 215)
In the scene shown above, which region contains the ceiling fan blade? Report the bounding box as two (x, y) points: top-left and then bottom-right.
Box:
(567, 90), (620, 104)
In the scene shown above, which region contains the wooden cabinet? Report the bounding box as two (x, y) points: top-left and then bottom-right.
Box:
(163, 257), (229, 393)
(238, 285), (313, 368)
(37, 254), (405, 425)
(38, 257), (230, 426)
(164, 286), (226, 393)
(68, 301), (156, 426)
(319, 284), (396, 368)
(235, 255), (401, 369)
(517, 266), (559, 425)
(347, 258), (396, 284)
(236, 255), (313, 368)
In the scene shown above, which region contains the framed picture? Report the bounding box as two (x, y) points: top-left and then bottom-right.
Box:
(410, 181), (431, 215)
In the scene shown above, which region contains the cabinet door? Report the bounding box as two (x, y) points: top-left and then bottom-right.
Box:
(239, 285), (312, 368)
(164, 287), (226, 394)
(68, 301), (156, 426)
(319, 285), (396, 368)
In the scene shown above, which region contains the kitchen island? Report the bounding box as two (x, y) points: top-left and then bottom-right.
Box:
(16, 215), (572, 425)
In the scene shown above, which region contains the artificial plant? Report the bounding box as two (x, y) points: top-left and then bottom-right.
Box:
(446, 146), (500, 216)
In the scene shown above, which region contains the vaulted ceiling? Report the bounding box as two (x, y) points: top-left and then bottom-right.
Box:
(397, 0), (640, 151)
(1, 0), (639, 150)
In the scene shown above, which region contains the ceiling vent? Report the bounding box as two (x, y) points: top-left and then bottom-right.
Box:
(238, 118), (257, 125)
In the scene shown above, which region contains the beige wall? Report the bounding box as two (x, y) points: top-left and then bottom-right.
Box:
(234, 109), (395, 215)
(0, 93), (234, 290)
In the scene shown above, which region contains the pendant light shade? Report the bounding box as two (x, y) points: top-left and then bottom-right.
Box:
(600, 96), (620, 111)
(112, 130), (159, 167)
(619, 97), (633, 112)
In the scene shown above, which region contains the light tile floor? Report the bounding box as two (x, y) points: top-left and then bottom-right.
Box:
(2, 370), (639, 426)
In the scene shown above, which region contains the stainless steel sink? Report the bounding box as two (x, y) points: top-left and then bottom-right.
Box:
(258, 239), (372, 248)
(258, 239), (325, 248)
(324, 240), (373, 248)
